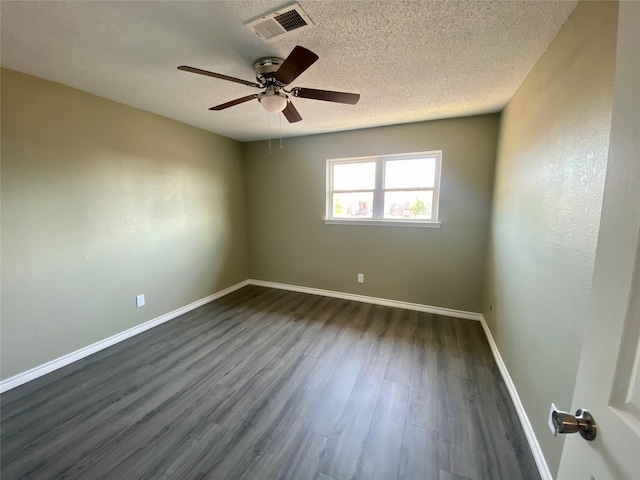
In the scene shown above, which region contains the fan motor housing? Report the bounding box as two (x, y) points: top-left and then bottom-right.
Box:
(254, 57), (284, 85)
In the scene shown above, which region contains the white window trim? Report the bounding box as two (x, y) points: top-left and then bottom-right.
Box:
(325, 151), (442, 227)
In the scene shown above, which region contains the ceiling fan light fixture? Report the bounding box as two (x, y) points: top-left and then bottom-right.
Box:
(259, 91), (288, 113)
(178, 45), (359, 123)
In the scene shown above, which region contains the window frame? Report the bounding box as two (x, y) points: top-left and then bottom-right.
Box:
(325, 151), (442, 227)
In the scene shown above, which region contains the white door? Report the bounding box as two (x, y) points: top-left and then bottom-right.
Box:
(557, 2), (640, 479)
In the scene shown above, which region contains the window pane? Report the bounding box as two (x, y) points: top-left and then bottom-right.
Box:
(332, 192), (374, 218)
(333, 162), (376, 191)
(384, 157), (435, 189)
(383, 191), (433, 219)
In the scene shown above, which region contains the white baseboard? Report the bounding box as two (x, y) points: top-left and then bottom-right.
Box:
(0, 280), (249, 394)
(1, 279), (475, 394)
(250, 277), (551, 479)
(479, 314), (552, 480)
(1, 277), (548, 480)
(251, 280), (551, 475)
(247, 279), (483, 321)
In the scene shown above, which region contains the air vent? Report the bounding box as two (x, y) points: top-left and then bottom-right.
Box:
(246, 3), (314, 41)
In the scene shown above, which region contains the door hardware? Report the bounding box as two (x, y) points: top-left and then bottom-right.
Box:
(550, 407), (597, 441)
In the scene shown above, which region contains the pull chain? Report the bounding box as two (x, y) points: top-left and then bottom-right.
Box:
(268, 111), (271, 155)
(266, 111), (284, 154)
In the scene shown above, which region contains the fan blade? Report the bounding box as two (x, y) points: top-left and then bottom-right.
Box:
(178, 66), (262, 88)
(209, 94), (259, 110)
(282, 100), (302, 123)
(291, 87), (360, 105)
(274, 46), (319, 85)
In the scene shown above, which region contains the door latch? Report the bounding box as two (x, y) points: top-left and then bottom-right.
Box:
(549, 405), (597, 441)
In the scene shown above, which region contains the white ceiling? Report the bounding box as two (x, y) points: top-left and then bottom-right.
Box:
(1, 1), (577, 142)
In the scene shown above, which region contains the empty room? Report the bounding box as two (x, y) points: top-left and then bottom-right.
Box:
(1, 1), (638, 479)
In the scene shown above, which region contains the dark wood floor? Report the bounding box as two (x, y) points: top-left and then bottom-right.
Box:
(1, 286), (539, 480)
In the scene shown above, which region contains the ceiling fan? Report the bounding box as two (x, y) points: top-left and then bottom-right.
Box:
(177, 46), (360, 123)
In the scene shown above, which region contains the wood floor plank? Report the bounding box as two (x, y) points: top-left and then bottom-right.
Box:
(315, 472), (339, 480)
(361, 305), (401, 359)
(385, 309), (418, 385)
(303, 300), (370, 393)
(436, 356), (484, 478)
(2, 286), (279, 433)
(2, 292), (299, 477)
(355, 379), (410, 480)
(300, 298), (356, 359)
(200, 357), (318, 478)
(7, 334), (247, 480)
(0, 286), (540, 480)
(142, 419), (227, 480)
(406, 312), (440, 431)
(305, 339), (367, 437)
(318, 354), (388, 480)
(227, 391), (320, 480)
(440, 469), (474, 480)
(0, 285), (267, 408)
(398, 423), (439, 480)
(277, 428), (327, 480)
(206, 325), (319, 429)
(64, 383), (234, 479)
(0, 364), (166, 478)
(436, 317), (540, 480)
(217, 293), (325, 390)
(465, 363), (539, 479)
(436, 316), (469, 380)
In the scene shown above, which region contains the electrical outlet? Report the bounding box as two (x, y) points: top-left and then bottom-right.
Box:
(136, 294), (145, 308)
(357, 273), (364, 283)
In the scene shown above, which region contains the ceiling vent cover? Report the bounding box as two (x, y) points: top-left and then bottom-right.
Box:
(246, 3), (314, 41)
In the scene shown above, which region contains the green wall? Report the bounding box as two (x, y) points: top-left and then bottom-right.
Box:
(481, 1), (618, 476)
(244, 115), (500, 312)
(1, 69), (249, 380)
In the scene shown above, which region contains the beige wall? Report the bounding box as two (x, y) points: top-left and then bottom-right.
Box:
(2, 8), (619, 476)
(482, 1), (617, 476)
(244, 115), (499, 312)
(559, 2), (640, 476)
(0, 69), (249, 380)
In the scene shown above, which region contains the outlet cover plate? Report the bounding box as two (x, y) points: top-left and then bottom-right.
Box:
(136, 294), (145, 308)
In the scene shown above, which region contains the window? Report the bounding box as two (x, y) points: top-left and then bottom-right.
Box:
(326, 151), (442, 226)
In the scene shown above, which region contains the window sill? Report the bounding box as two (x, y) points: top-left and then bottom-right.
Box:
(324, 219), (442, 228)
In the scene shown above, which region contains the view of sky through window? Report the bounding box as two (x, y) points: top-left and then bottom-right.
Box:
(333, 162), (375, 190)
(384, 158), (435, 189)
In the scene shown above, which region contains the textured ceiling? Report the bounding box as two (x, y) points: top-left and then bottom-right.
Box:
(1, 1), (577, 142)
